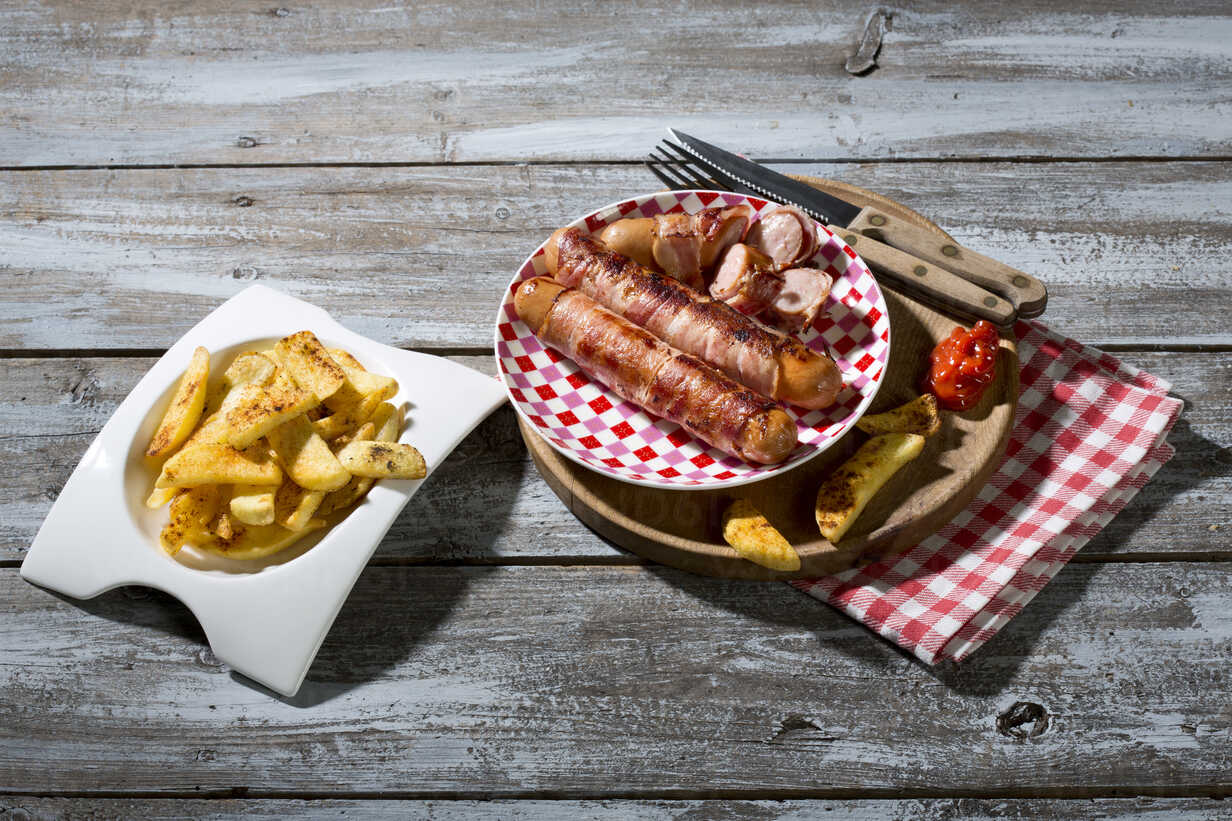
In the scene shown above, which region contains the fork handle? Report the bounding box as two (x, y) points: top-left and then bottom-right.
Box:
(836, 228), (1016, 327)
(847, 206), (1047, 318)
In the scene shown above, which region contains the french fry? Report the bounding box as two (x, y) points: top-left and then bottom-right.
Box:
(275, 331), (346, 401)
(317, 421), (380, 516)
(327, 348), (365, 371)
(146, 486), (178, 509)
(314, 385), (394, 440)
(274, 480), (326, 531)
(147, 346), (210, 458)
(721, 500), (801, 571)
(335, 440), (426, 480)
(198, 519), (326, 561)
(148, 335), (411, 562)
(337, 365), (397, 401)
(159, 485), (221, 555)
(225, 376), (319, 448)
(204, 352), (276, 415)
(155, 442), (282, 489)
(371, 402), (403, 443)
(230, 484), (276, 526)
(815, 433), (926, 543)
(856, 394), (942, 438)
(266, 414), (350, 491)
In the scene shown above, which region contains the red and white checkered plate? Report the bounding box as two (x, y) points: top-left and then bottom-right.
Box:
(494, 190), (891, 489)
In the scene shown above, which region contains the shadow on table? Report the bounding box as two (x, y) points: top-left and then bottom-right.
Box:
(57, 407), (523, 709)
(1080, 415), (1230, 555)
(632, 410), (1224, 697)
(270, 407), (524, 707)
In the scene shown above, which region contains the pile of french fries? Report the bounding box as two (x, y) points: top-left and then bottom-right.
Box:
(722, 394), (943, 570)
(145, 331), (425, 560)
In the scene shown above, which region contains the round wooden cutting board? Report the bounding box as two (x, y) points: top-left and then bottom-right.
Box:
(519, 177), (1019, 580)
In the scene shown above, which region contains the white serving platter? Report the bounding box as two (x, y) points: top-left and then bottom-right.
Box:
(21, 284), (507, 696)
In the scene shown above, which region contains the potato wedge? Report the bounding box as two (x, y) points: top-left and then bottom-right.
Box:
(198, 520), (325, 561)
(327, 348), (365, 371)
(371, 402), (403, 443)
(338, 365), (397, 401)
(274, 480), (326, 531)
(275, 331), (345, 401)
(317, 422), (379, 516)
(266, 414), (350, 491)
(856, 394), (942, 438)
(314, 385), (395, 440)
(146, 486), (178, 509)
(147, 346), (210, 458)
(155, 442), (282, 489)
(721, 500), (801, 571)
(335, 440), (426, 480)
(225, 377), (319, 449)
(815, 433), (926, 543)
(230, 483), (276, 526)
(204, 352), (276, 415)
(159, 485), (221, 555)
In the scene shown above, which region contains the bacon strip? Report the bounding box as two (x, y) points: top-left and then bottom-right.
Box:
(555, 228), (815, 400)
(540, 289), (788, 462)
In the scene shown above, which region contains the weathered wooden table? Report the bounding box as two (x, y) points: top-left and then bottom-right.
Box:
(3, 1), (1229, 817)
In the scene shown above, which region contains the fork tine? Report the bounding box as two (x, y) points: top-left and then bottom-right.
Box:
(657, 142), (732, 192)
(653, 143), (727, 191)
(644, 159), (680, 191)
(646, 151), (698, 190)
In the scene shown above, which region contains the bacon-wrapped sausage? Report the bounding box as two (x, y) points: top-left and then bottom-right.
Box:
(547, 228), (843, 410)
(514, 277), (797, 464)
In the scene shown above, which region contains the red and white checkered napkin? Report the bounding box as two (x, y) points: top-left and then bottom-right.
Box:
(792, 320), (1183, 664)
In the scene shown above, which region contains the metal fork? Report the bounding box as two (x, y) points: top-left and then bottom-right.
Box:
(646, 141), (756, 195)
(644, 140), (1025, 327)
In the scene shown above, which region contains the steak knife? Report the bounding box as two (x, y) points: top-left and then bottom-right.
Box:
(667, 128), (1047, 325)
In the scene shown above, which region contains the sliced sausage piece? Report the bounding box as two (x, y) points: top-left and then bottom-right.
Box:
(514, 277), (797, 464)
(650, 213), (704, 290)
(710, 243), (783, 316)
(761, 267), (834, 334)
(746, 205), (819, 268)
(695, 206), (751, 271)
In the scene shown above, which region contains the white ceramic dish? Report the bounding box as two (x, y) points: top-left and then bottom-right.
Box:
(495, 190), (891, 490)
(20, 285), (507, 696)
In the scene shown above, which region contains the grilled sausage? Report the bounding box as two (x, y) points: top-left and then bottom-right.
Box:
(551, 228), (843, 410)
(514, 276), (798, 464)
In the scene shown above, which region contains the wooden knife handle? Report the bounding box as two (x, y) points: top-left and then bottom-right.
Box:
(848, 206), (1048, 318)
(837, 229), (1016, 327)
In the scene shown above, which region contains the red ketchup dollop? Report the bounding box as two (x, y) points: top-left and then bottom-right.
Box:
(922, 320), (1000, 411)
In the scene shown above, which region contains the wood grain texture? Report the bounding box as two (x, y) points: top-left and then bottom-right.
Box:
(1, 353), (1227, 564)
(2, 797), (1229, 819)
(1, 162), (1229, 350)
(1, 1), (1230, 165)
(1, 562), (1229, 794)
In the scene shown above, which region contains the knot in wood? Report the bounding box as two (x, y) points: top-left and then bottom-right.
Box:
(232, 195), (254, 207)
(997, 700), (1049, 739)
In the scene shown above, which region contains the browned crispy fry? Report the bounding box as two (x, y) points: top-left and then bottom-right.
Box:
(856, 394), (942, 438)
(721, 500), (801, 571)
(147, 346), (210, 458)
(275, 331), (346, 400)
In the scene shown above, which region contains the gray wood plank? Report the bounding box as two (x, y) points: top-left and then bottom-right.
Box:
(1, 1), (1229, 165)
(1, 352), (1227, 563)
(1, 162), (1229, 350)
(1, 562), (1229, 794)
(2, 797), (1229, 819)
